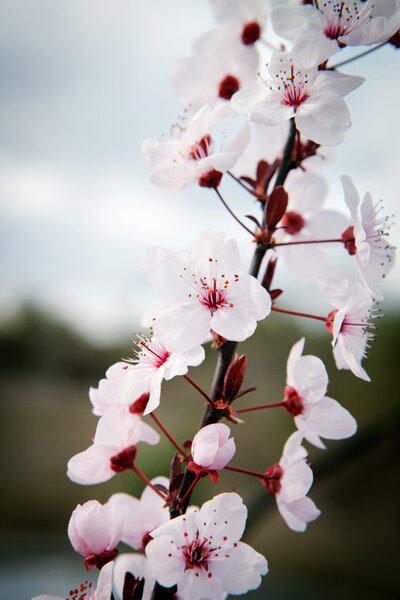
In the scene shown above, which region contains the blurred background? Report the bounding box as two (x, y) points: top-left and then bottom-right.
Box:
(0, 1), (399, 599)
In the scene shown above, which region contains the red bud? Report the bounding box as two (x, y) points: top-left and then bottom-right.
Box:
(223, 354), (247, 403)
(265, 186), (288, 231)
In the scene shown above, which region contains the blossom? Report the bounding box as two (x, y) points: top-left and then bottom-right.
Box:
(142, 104), (249, 191)
(189, 423), (236, 479)
(90, 330), (205, 416)
(232, 50), (364, 145)
(262, 432), (321, 531)
(108, 477), (170, 551)
(31, 562), (113, 600)
(68, 500), (123, 569)
(284, 337), (357, 448)
(341, 175), (394, 301)
(272, 1), (400, 67)
(146, 492), (268, 600)
(319, 267), (375, 381)
(273, 171), (348, 280)
(67, 413), (159, 485)
(152, 230), (271, 351)
(169, 26), (259, 111)
(210, 0), (269, 46)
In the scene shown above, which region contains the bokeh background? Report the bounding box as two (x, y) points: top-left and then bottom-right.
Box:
(0, 2), (399, 599)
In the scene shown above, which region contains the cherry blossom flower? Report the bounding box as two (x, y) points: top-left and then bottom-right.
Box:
(273, 171), (348, 280)
(31, 562), (113, 600)
(262, 432), (321, 531)
(145, 492), (268, 600)
(90, 331), (205, 417)
(285, 337), (357, 448)
(341, 175), (394, 301)
(319, 267), (375, 382)
(142, 104), (249, 190)
(272, 1), (400, 67)
(189, 423), (236, 480)
(151, 230), (271, 351)
(67, 413), (160, 485)
(68, 500), (123, 570)
(231, 50), (364, 145)
(209, 0), (269, 46)
(108, 477), (170, 551)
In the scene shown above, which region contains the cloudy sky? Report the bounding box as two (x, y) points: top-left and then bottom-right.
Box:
(0, 0), (399, 342)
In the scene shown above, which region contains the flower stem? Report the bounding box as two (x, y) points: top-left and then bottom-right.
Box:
(329, 41), (388, 69)
(275, 117), (297, 187)
(150, 413), (186, 456)
(273, 238), (344, 247)
(183, 374), (213, 406)
(272, 306), (327, 322)
(132, 465), (166, 500)
(224, 465), (265, 479)
(227, 170), (257, 196)
(214, 188), (255, 236)
(234, 401), (286, 413)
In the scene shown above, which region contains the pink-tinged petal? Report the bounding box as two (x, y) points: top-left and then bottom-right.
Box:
(250, 96), (294, 126)
(164, 346), (205, 379)
(68, 500), (122, 556)
(210, 542), (268, 594)
(150, 510), (199, 548)
(318, 267), (354, 308)
(176, 569), (224, 600)
(341, 175), (360, 221)
(295, 94), (351, 146)
(94, 413), (139, 446)
(144, 367), (164, 415)
(333, 336), (371, 382)
(280, 431), (307, 467)
(301, 396), (357, 440)
(286, 338), (305, 386)
(291, 355), (328, 402)
(278, 243), (325, 282)
(192, 427), (220, 468)
(197, 492), (247, 546)
(280, 460), (313, 503)
(313, 71), (365, 98)
(291, 27), (339, 67)
(154, 302), (211, 353)
(31, 596), (65, 600)
(145, 535), (186, 587)
(113, 554), (154, 600)
(271, 5), (310, 39)
(120, 366), (153, 407)
(307, 209), (349, 240)
(150, 163), (198, 191)
(89, 362), (128, 416)
(96, 561), (114, 600)
(231, 81), (266, 114)
(209, 436), (236, 470)
(277, 496), (321, 532)
(300, 427), (327, 450)
(190, 231), (242, 275)
(67, 444), (115, 485)
(108, 493), (143, 549)
(211, 305), (257, 342)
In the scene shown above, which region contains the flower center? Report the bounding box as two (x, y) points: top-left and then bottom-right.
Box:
(67, 581), (93, 600)
(84, 549), (119, 571)
(241, 21), (261, 45)
(126, 334), (171, 369)
(283, 386), (304, 416)
(341, 225), (357, 255)
(181, 259), (238, 314)
(110, 445), (137, 472)
(189, 134), (212, 160)
(320, 1), (372, 41)
(219, 74), (240, 100)
(183, 537), (212, 572)
(262, 464), (284, 495)
(281, 211), (305, 235)
(277, 65), (310, 110)
(324, 309), (338, 335)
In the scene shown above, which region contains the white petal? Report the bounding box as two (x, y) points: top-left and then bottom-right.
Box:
(292, 355), (328, 402)
(277, 496), (321, 532)
(211, 305), (257, 341)
(146, 535), (185, 588)
(67, 445), (114, 485)
(295, 95), (351, 146)
(210, 542), (268, 594)
(286, 338), (305, 386)
(154, 302), (212, 352)
(301, 396), (357, 440)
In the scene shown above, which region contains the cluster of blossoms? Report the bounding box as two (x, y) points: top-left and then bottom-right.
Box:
(34, 1), (398, 599)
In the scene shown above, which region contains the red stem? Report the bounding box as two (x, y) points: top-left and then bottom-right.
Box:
(234, 401), (286, 413)
(150, 413), (185, 456)
(179, 473), (200, 507)
(224, 465), (265, 479)
(214, 188), (256, 237)
(132, 465), (166, 500)
(183, 374), (213, 405)
(272, 306), (327, 322)
(227, 170), (257, 196)
(273, 238), (344, 247)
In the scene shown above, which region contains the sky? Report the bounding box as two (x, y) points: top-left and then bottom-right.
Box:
(0, 0), (399, 343)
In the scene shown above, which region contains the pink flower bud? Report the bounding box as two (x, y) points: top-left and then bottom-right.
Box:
(191, 423), (235, 471)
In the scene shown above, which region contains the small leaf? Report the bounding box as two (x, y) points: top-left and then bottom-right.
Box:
(245, 214), (261, 228)
(169, 452), (181, 482)
(261, 256), (278, 291)
(265, 186), (288, 230)
(270, 288), (283, 300)
(223, 355), (247, 403)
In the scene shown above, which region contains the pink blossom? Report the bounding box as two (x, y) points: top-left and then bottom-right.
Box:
(263, 432), (321, 532)
(91, 330), (204, 416)
(146, 492), (268, 600)
(67, 413), (159, 485)
(319, 267), (375, 382)
(341, 175), (394, 301)
(152, 230), (271, 351)
(32, 561), (114, 600)
(274, 171), (348, 280)
(68, 500), (123, 569)
(232, 50), (364, 146)
(108, 477), (170, 551)
(142, 105), (249, 191)
(272, 1), (400, 67)
(190, 423), (236, 472)
(210, 0), (269, 46)
(285, 338), (357, 448)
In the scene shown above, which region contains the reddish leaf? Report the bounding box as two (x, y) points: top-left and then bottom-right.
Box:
(261, 256), (278, 291)
(169, 452), (181, 482)
(256, 160), (270, 183)
(223, 355), (247, 403)
(270, 288), (283, 300)
(265, 186), (288, 230)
